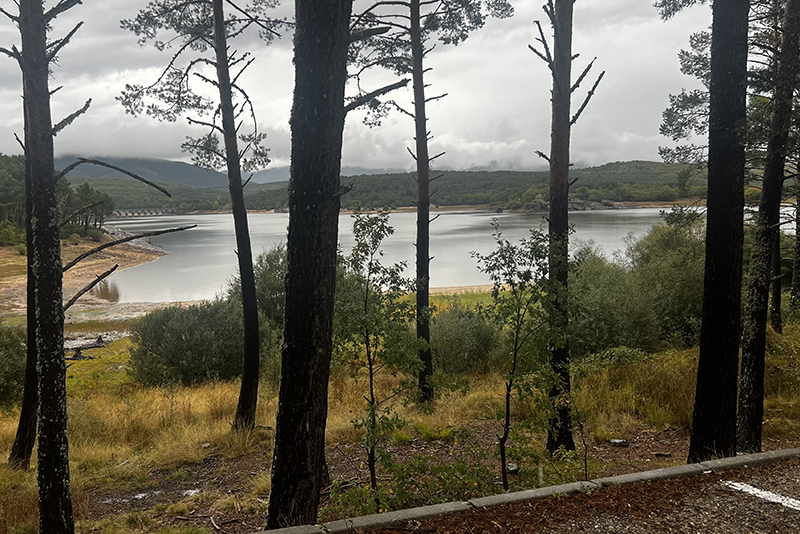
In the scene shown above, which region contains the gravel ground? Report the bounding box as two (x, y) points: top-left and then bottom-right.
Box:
(371, 458), (800, 533)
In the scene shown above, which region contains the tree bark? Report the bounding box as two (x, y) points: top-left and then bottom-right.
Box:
(211, 0), (260, 431)
(769, 230), (783, 333)
(546, 0), (576, 453)
(266, 0), (352, 527)
(688, 0), (749, 464)
(411, 0), (434, 403)
(791, 175), (800, 308)
(7, 135), (37, 470)
(20, 0), (74, 531)
(738, 0), (800, 454)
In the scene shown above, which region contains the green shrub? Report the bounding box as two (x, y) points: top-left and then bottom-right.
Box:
(431, 300), (500, 374)
(130, 300), (246, 385)
(0, 321), (26, 408)
(86, 227), (103, 242)
(226, 244), (287, 327)
(569, 213), (705, 357)
(0, 221), (24, 246)
(14, 243), (26, 256)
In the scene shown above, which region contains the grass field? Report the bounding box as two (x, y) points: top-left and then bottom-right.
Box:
(1, 302), (799, 533)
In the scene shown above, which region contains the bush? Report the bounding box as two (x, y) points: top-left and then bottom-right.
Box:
(431, 300), (500, 374)
(0, 221), (24, 246)
(14, 243), (26, 256)
(86, 227), (103, 242)
(0, 322), (26, 408)
(130, 300), (246, 385)
(226, 244), (287, 327)
(569, 213), (705, 357)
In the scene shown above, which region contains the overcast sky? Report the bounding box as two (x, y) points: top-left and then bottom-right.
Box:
(0, 1), (710, 172)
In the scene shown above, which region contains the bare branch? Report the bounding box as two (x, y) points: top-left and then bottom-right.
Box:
(52, 99), (91, 136)
(47, 21), (84, 63)
(430, 213), (441, 224)
(535, 150), (550, 162)
(571, 58), (596, 94)
(63, 265), (118, 312)
(570, 71), (605, 126)
(225, 0), (281, 38)
(45, 0), (82, 23)
(350, 26), (390, 43)
(425, 92), (447, 103)
(345, 78), (409, 113)
(0, 7), (18, 22)
(568, 177), (580, 189)
(407, 147), (417, 161)
(429, 151), (446, 162)
(60, 199), (105, 228)
(57, 159), (173, 198)
(63, 225), (196, 273)
(430, 173), (445, 182)
(0, 46), (21, 63)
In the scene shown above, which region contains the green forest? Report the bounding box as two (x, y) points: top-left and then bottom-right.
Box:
(2, 1), (800, 533)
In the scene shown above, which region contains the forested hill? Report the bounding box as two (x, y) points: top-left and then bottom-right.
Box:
(246, 160), (700, 211)
(54, 156), (228, 189)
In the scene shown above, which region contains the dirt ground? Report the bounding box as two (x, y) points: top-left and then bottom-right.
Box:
(76, 417), (800, 534)
(0, 237), (165, 317)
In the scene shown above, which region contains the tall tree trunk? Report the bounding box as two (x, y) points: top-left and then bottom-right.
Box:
(8, 142), (37, 470)
(738, 0), (800, 455)
(770, 230), (784, 333)
(266, 0), (352, 527)
(211, 0), (260, 431)
(688, 0), (749, 464)
(410, 0), (434, 403)
(791, 175), (800, 308)
(546, 0), (576, 454)
(20, 1), (74, 531)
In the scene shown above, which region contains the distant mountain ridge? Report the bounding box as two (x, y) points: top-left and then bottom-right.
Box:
(55, 156), (695, 193)
(55, 156), (229, 189)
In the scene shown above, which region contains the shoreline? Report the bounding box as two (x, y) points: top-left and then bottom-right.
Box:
(0, 231), (166, 317)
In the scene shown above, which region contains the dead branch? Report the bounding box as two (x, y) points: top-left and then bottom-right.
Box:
(60, 199), (105, 228)
(571, 71), (605, 126)
(62, 225), (196, 273)
(568, 177), (580, 189)
(225, 0), (281, 38)
(571, 58), (596, 94)
(535, 150), (550, 162)
(0, 6), (18, 22)
(407, 146), (417, 161)
(350, 26), (391, 43)
(57, 158), (173, 198)
(53, 99), (91, 136)
(47, 21), (83, 63)
(425, 92), (448, 103)
(429, 151), (446, 162)
(63, 265), (118, 312)
(45, 0), (82, 23)
(344, 78), (409, 113)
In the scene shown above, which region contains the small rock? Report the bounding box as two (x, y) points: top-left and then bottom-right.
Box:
(609, 439), (629, 448)
(507, 463), (520, 474)
(202, 442), (212, 449)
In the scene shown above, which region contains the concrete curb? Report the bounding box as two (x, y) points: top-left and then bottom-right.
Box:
(256, 448), (800, 533)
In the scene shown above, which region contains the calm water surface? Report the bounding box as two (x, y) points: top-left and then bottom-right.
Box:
(101, 209), (666, 303)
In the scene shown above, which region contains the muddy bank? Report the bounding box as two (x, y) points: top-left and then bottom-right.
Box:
(0, 230), (167, 316)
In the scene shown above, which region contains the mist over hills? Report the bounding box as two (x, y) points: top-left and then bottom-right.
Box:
(55, 156), (229, 189)
(55, 156), (696, 210)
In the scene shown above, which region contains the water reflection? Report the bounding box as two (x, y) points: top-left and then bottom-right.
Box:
(106, 209), (667, 303)
(89, 279), (120, 303)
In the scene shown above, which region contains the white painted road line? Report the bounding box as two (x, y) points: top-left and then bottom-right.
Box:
(721, 481), (800, 511)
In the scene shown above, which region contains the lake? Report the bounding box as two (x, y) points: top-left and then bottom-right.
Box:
(99, 208), (667, 303)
